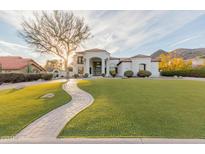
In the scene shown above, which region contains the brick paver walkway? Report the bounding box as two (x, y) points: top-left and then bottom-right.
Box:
(14, 79), (94, 139)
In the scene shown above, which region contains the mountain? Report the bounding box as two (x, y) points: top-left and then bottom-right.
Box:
(151, 49), (167, 59)
(170, 48), (205, 59)
(151, 48), (205, 60)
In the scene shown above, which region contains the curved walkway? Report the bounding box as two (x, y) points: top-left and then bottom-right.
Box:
(2, 78), (205, 143)
(15, 79), (94, 139)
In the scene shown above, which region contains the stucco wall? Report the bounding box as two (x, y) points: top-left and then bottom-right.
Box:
(73, 51), (160, 77)
(2, 64), (45, 74)
(109, 59), (120, 69)
(117, 62), (132, 76)
(75, 51), (110, 76)
(131, 58), (152, 76)
(1, 68), (27, 73)
(117, 58), (160, 77)
(151, 62), (160, 77)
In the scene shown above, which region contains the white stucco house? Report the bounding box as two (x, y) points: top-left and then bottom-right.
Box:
(69, 48), (160, 77)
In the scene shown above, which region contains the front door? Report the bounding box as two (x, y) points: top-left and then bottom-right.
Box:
(93, 61), (102, 76)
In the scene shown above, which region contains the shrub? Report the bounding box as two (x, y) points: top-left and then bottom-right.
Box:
(12, 73), (26, 83)
(0, 73), (12, 83)
(83, 73), (89, 78)
(26, 73), (41, 81)
(0, 73), (26, 83)
(137, 70), (152, 77)
(101, 73), (105, 77)
(74, 74), (79, 78)
(40, 73), (53, 80)
(109, 70), (116, 77)
(0, 73), (53, 83)
(161, 68), (205, 78)
(124, 70), (133, 78)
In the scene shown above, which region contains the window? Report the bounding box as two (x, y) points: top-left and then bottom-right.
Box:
(139, 64), (146, 71)
(77, 56), (84, 64)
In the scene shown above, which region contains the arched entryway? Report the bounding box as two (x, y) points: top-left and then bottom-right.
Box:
(139, 63), (146, 71)
(89, 57), (102, 76)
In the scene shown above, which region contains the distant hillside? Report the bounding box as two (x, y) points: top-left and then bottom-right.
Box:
(151, 49), (167, 59)
(170, 48), (205, 59)
(151, 48), (205, 60)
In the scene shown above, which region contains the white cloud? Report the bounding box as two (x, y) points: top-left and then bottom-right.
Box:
(0, 10), (204, 59)
(76, 11), (205, 54)
(0, 40), (30, 49)
(169, 35), (200, 47)
(0, 39), (57, 65)
(0, 11), (34, 29)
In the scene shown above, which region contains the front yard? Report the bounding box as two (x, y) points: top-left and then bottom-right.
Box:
(0, 82), (71, 137)
(60, 79), (205, 138)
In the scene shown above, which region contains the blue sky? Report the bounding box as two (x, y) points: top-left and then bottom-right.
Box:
(0, 10), (205, 64)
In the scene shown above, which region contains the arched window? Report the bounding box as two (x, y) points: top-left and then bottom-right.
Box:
(139, 63), (146, 71)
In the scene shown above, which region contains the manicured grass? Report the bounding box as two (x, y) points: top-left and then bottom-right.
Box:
(60, 79), (205, 138)
(0, 82), (71, 137)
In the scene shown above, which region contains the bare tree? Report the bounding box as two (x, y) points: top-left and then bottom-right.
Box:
(19, 11), (90, 78)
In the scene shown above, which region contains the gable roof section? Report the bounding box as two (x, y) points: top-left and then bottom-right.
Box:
(110, 57), (120, 60)
(78, 48), (110, 54)
(151, 58), (161, 62)
(0, 56), (45, 71)
(117, 58), (132, 65)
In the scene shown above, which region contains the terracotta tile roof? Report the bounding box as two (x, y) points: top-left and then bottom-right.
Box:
(0, 56), (45, 71)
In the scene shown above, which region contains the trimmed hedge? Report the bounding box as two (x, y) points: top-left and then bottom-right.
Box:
(83, 73), (89, 78)
(40, 73), (53, 80)
(124, 70), (134, 78)
(110, 70), (117, 77)
(161, 68), (205, 78)
(137, 70), (152, 77)
(74, 74), (79, 78)
(0, 73), (53, 83)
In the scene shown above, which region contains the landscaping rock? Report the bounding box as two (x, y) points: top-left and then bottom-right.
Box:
(41, 93), (55, 99)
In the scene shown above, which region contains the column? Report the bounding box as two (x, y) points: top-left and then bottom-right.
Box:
(101, 59), (105, 74)
(106, 59), (110, 77)
(85, 58), (90, 75)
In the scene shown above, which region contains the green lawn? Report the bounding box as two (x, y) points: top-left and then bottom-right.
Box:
(60, 79), (205, 138)
(0, 82), (71, 137)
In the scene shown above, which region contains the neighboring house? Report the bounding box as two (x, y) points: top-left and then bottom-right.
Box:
(0, 56), (46, 73)
(70, 48), (160, 77)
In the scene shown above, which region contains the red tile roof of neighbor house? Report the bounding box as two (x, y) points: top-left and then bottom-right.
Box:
(0, 56), (45, 71)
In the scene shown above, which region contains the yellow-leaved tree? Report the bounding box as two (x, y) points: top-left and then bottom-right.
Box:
(159, 53), (192, 71)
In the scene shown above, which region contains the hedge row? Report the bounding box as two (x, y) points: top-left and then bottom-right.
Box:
(161, 68), (205, 78)
(123, 70), (152, 78)
(0, 73), (53, 83)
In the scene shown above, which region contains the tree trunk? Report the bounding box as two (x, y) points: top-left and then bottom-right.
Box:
(64, 59), (69, 79)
